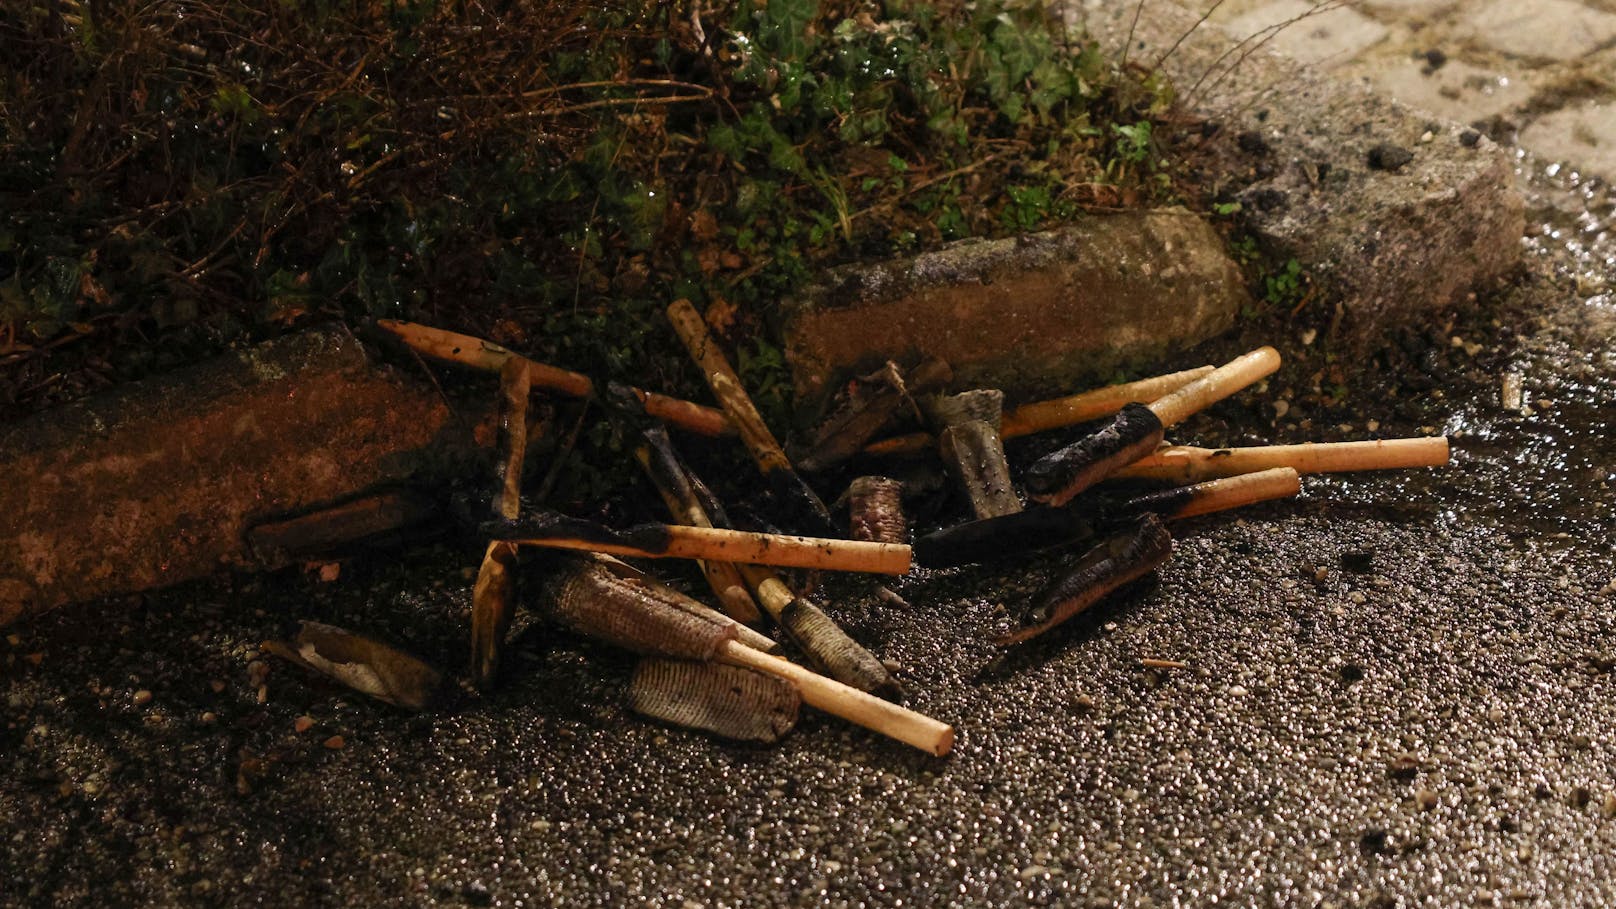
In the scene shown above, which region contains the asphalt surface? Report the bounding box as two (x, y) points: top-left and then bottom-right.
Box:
(3, 169), (1615, 907)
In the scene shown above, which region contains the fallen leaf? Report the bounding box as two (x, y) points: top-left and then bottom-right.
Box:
(264, 621), (442, 710)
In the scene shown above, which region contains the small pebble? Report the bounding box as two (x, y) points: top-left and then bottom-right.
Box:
(200, 711), (217, 724)
(133, 690), (153, 707)
(209, 679), (227, 694)
(324, 735), (346, 750)
(1227, 685), (1249, 697)
(1415, 788), (1438, 811)
(294, 716), (315, 734)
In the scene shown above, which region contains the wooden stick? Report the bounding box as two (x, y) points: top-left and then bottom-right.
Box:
(634, 437), (762, 623)
(495, 359), (531, 520)
(635, 433), (896, 694)
(1135, 466), (1300, 519)
(494, 517), (912, 575)
(862, 365), (1215, 458)
(1003, 366), (1217, 437)
(795, 358), (951, 471)
(718, 640), (954, 756)
(470, 540), (518, 689)
(913, 468), (1300, 568)
(665, 300), (835, 533)
(1114, 437), (1451, 484)
(375, 319), (732, 437)
(1146, 347), (1281, 429)
(1027, 347), (1281, 507)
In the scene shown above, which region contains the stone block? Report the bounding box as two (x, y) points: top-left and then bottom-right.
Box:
(1463, 0), (1616, 61)
(1223, 0), (1390, 68)
(1363, 58), (1531, 124)
(780, 208), (1249, 412)
(1520, 101), (1616, 177)
(1076, 0), (1525, 339)
(0, 329), (479, 626)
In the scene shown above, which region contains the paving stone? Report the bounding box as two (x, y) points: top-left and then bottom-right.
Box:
(1078, 0), (1525, 339)
(1520, 101), (1616, 177)
(781, 209), (1249, 410)
(1463, 0), (1616, 62)
(0, 329), (481, 625)
(1223, 0), (1390, 69)
(1364, 57), (1531, 124)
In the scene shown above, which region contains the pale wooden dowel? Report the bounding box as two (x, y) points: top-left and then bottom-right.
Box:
(1115, 437), (1451, 484)
(861, 365), (1216, 458)
(718, 640), (955, 756)
(504, 524), (912, 575)
(375, 319), (733, 437)
(1001, 365), (1216, 438)
(1147, 347), (1282, 428)
(1165, 467), (1300, 519)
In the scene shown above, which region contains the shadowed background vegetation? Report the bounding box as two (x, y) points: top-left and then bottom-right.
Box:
(2, 0), (1182, 501)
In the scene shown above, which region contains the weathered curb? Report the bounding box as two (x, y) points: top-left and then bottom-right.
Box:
(1075, 0), (1525, 336)
(782, 207), (1249, 412)
(0, 329), (478, 627)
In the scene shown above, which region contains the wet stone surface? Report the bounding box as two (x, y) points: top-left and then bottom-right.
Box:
(5, 152), (1616, 909)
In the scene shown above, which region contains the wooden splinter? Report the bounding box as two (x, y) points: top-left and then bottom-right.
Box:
(375, 319), (732, 437)
(1113, 437), (1451, 484)
(470, 540), (519, 689)
(665, 299), (835, 535)
(926, 390), (1021, 520)
(862, 365), (1216, 458)
(494, 359), (531, 520)
(488, 512), (912, 575)
(914, 467), (1300, 568)
(795, 358), (953, 472)
(1025, 347), (1282, 506)
(534, 554), (952, 755)
(637, 430), (900, 697)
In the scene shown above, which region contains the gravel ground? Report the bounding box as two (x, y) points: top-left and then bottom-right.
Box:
(3, 165), (1614, 907)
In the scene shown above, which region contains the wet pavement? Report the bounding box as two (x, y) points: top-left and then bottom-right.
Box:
(4, 168), (1616, 908)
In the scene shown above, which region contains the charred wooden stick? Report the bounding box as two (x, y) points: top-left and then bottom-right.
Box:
(795, 358), (952, 471)
(495, 359), (531, 520)
(534, 554), (952, 754)
(629, 658), (799, 743)
(995, 514), (1174, 646)
(470, 540), (519, 689)
(488, 512), (911, 575)
(247, 489), (439, 562)
(914, 467), (1300, 568)
(637, 431), (899, 696)
(862, 365), (1215, 458)
(1026, 347), (1281, 506)
(634, 433), (762, 624)
(375, 319), (732, 437)
(926, 390), (1020, 520)
(1113, 437), (1451, 484)
(665, 300), (835, 534)
(848, 476), (907, 543)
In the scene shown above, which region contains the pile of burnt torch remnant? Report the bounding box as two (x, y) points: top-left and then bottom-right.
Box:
(266, 310), (1449, 756)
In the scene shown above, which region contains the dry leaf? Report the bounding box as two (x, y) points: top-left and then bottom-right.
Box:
(264, 621), (442, 710)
